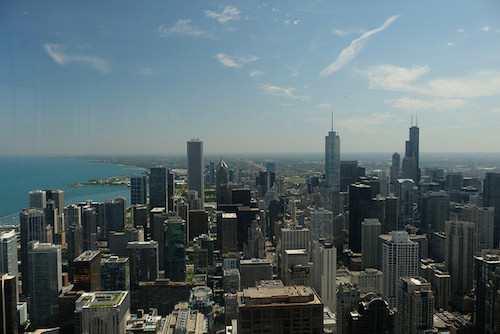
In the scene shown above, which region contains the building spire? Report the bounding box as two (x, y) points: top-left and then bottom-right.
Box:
(331, 110), (334, 132)
(411, 114), (413, 127)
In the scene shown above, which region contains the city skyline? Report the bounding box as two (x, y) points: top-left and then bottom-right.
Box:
(2, 1), (500, 155)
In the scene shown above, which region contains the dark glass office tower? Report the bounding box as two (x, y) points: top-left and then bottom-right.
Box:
(483, 172), (500, 247)
(348, 183), (372, 253)
(187, 139), (204, 208)
(402, 125), (420, 183)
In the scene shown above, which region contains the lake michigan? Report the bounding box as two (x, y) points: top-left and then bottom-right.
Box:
(0, 156), (145, 225)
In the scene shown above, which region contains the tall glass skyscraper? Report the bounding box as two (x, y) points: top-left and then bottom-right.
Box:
(325, 131), (340, 189)
(187, 139), (204, 208)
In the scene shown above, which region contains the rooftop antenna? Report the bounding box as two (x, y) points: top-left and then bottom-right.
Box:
(416, 113), (418, 127)
(331, 110), (334, 132)
(411, 114), (413, 127)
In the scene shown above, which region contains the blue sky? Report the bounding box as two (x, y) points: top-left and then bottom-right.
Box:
(1, 0), (500, 155)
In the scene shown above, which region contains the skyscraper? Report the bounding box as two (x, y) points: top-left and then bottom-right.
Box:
(313, 239), (337, 312)
(100, 256), (130, 291)
(325, 130), (340, 189)
(483, 172), (500, 247)
(390, 153), (400, 185)
(402, 124), (420, 183)
(187, 139), (204, 208)
(27, 241), (62, 329)
(20, 208), (47, 295)
(382, 231), (419, 308)
(104, 197), (126, 234)
(0, 230), (18, 278)
(75, 291), (130, 334)
(395, 277), (434, 334)
(149, 167), (167, 210)
(164, 217), (186, 282)
(73, 250), (101, 292)
(45, 189), (64, 212)
(475, 253), (500, 334)
(236, 285), (323, 333)
(445, 220), (474, 295)
(216, 158), (230, 205)
(130, 175), (147, 205)
(310, 208), (334, 244)
(29, 190), (46, 209)
(127, 241), (159, 288)
(348, 183), (372, 253)
(361, 218), (381, 269)
(0, 274), (18, 334)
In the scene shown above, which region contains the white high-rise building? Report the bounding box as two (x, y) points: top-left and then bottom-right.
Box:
(75, 291), (130, 334)
(280, 224), (310, 255)
(187, 139), (204, 208)
(29, 190), (46, 209)
(382, 231), (419, 308)
(310, 208), (334, 243)
(325, 131), (340, 189)
(0, 230), (18, 278)
(313, 239), (336, 312)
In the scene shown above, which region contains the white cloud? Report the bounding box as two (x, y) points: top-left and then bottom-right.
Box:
(388, 97), (465, 111)
(447, 42), (454, 46)
(426, 71), (500, 98)
(364, 65), (500, 99)
(317, 103), (332, 109)
(481, 26), (490, 32)
(249, 70), (265, 77)
(332, 28), (364, 37)
(293, 20), (300, 25)
(457, 28), (465, 33)
(215, 53), (259, 68)
(158, 20), (213, 37)
(139, 67), (157, 75)
(320, 15), (399, 77)
(43, 43), (110, 73)
(204, 5), (241, 24)
(261, 84), (310, 100)
(362, 64), (430, 92)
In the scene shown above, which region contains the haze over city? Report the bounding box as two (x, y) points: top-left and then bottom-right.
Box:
(2, 1), (500, 155)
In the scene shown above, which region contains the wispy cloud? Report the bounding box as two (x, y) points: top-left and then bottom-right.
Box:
(481, 26), (490, 32)
(332, 28), (365, 37)
(249, 70), (265, 77)
(447, 42), (454, 46)
(457, 28), (465, 33)
(261, 84), (310, 100)
(43, 43), (110, 73)
(317, 103), (332, 109)
(320, 15), (399, 77)
(139, 67), (157, 76)
(362, 64), (430, 92)
(158, 19), (213, 37)
(363, 65), (500, 99)
(388, 97), (465, 111)
(215, 53), (259, 68)
(205, 5), (241, 24)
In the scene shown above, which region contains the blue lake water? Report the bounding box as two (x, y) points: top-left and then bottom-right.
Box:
(0, 156), (145, 225)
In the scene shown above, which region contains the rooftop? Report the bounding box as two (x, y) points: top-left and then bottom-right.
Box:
(77, 291), (128, 309)
(238, 285), (321, 307)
